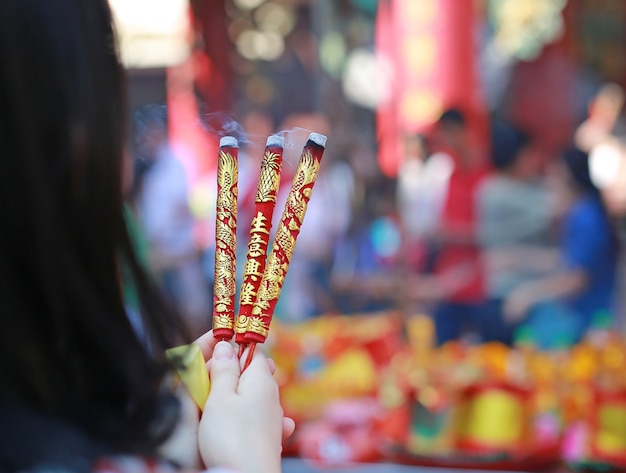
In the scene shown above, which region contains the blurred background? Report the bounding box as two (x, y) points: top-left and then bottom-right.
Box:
(114, 0), (626, 470)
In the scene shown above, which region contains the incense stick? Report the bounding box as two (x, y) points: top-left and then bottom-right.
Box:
(213, 136), (238, 341)
(235, 135), (284, 356)
(243, 132), (327, 368)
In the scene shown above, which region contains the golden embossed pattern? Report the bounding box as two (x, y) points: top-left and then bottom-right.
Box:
(255, 151), (282, 203)
(213, 148), (238, 336)
(246, 143), (323, 342)
(236, 146), (283, 341)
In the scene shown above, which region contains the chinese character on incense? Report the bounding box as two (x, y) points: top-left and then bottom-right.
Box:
(235, 135), (284, 355)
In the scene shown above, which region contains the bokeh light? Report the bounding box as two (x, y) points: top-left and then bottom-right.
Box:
(319, 31), (347, 79)
(341, 48), (382, 109)
(236, 29), (285, 61)
(255, 2), (296, 36)
(234, 0), (266, 11)
(109, 0), (190, 68)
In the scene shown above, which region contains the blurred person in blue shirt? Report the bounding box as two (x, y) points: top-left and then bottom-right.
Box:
(503, 147), (618, 348)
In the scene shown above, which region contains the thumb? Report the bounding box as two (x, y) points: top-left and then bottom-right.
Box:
(208, 341), (240, 397)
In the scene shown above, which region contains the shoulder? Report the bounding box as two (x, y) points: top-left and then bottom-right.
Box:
(568, 196), (606, 227)
(476, 175), (508, 202)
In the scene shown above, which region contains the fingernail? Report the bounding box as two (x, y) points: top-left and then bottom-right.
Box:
(213, 341), (235, 360)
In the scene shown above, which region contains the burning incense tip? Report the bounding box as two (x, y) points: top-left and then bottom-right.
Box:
(308, 132), (327, 148)
(266, 135), (284, 147)
(220, 136), (239, 148)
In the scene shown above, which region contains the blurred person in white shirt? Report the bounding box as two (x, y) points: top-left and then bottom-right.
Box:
(134, 105), (210, 336)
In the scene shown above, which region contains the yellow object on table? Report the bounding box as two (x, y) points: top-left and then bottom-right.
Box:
(166, 343), (210, 410)
(596, 404), (626, 454)
(457, 389), (525, 448)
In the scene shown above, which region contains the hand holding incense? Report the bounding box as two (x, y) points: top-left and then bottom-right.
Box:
(235, 136), (284, 355)
(243, 132), (327, 367)
(213, 136), (238, 341)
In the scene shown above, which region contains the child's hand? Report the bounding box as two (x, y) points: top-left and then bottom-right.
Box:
(198, 341), (294, 473)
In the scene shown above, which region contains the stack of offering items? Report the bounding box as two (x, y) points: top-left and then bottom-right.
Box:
(268, 313), (626, 471)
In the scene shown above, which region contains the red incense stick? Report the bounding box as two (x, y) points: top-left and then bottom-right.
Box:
(243, 132), (327, 368)
(235, 135), (284, 357)
(213, 136), (238, 341)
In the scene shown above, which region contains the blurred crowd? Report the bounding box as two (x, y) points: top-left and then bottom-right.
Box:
(127, 83), (626, 350)
(398, 83), (626, 349)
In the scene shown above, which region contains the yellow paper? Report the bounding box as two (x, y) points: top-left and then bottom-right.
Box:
(317, 349), (377, 397)
(458, 390), (524, 446)
(596, 404), (626, 453)
(166, 343), (210, 410)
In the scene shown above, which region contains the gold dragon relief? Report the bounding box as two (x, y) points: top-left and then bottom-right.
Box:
(287, 218), (300, 232)
(218, 150), (238, 188)
(291, 148), (321, 195)
(286, 196), (308, 227)
(214, 272), (236, 301)
(217, 150), (238, 218)
(215, 218), (236, 251)
(254, 258), (287, 312)
(252, 277), (270, 310)
(274, 222), (296, 263)
(256, 151), (282, 203)
(214, 251), (236, 287)
(213, 284), (228, 301)
(252, 271), (280, 316)
(228, 270), (237, 293)
(285, 154), (318, 224)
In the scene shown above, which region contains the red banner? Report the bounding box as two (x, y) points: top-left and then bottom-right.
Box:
(376, 0), (487, 176)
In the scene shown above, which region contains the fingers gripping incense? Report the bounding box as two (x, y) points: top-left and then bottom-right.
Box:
(213, 137), (238, 341)
(235, 136), (284, 352)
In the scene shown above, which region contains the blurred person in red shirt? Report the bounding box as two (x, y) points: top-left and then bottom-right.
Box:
(424, 109), (493, 344)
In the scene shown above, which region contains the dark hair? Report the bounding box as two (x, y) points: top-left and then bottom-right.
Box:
(0, 0), (187, 467)
(562, 147), (598, 195)
(438, 108), (466, 128)
(490, 122), (530, 170)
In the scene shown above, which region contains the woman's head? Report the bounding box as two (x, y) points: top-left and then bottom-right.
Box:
(490, 122), (529, 168)
(0, 0), (185, 460)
